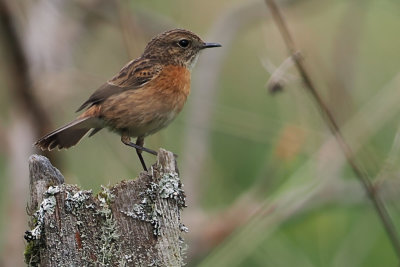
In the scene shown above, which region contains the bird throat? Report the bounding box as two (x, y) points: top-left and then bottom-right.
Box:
(187, 54), (200, 71)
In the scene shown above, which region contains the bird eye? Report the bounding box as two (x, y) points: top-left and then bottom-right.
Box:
(178, 39), (190, 48)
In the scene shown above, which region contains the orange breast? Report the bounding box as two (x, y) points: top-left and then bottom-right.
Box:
(152, 65), (191, 111)
(99, 65), (191, 137)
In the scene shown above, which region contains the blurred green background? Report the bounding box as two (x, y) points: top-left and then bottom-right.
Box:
(1, 0), (400, 266)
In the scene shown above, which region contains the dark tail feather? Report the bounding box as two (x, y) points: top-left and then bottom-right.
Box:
(88, 127), (103, 137)
(35, 117), (102, 151)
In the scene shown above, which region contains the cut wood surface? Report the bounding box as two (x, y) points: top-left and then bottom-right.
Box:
(25, 149), (187, 266)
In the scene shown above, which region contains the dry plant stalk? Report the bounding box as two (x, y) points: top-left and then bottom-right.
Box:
(265, 0), (400, 259)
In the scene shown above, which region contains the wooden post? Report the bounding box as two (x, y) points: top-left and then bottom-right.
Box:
(24, 149), (187, 266)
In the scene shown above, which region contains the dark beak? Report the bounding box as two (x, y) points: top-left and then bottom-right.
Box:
(202, 42), (222, 49)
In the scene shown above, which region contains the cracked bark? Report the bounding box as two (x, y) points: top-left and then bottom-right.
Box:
(25, 149), (186, 266)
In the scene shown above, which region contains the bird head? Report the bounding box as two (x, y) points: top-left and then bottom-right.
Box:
(142, 29), (221, 70)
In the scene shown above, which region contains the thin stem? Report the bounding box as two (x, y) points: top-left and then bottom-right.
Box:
(265, 0), (400, 259)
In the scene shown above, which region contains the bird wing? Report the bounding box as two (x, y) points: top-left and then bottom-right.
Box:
(76, 58), (163, 112)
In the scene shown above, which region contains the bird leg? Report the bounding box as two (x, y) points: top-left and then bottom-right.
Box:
(121, 135), (157, 171)
(121, 135), (157, 155)
(135, 136), (148, 171)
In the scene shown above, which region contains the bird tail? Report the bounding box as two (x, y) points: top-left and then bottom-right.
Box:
(34, 117), (102, 151)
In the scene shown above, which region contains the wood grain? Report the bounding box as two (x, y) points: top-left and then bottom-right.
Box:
(25, 149), (186, 266)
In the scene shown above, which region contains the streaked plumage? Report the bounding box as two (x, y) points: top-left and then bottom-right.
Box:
(35, 28), (221, 170)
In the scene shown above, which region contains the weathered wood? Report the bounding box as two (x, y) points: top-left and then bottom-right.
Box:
(25, 149), (187, 266)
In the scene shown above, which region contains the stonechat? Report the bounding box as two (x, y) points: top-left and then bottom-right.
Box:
(35, 28), (221, 171)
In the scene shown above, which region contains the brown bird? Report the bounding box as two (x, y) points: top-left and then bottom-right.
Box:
(35, 29), (221, 171)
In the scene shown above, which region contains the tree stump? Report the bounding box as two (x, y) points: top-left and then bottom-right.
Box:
(24, 149), (187, 266)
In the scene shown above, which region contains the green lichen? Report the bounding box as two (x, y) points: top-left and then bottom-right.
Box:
(121, 203), (162, 236)
(97, 185), (115, 206)
(65, 189), (92, 215)
(159, 172), (188, 261)
(118, 254), (134, 266)
(121, 171), (187, 237)
(121, 180), (162, 235)
(24, 185), (61, 265)
(158, 172), (186, 208)
(25, 186), (60, 241)
(24, 169), (186, 266)
(24, 240), (40, 266)
(97, 186), (120, 266)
